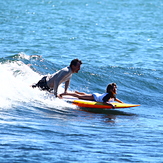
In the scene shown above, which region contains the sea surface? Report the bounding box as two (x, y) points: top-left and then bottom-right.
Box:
(0, 0), (163, 162)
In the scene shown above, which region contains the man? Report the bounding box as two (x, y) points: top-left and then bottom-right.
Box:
(32, 58), (82, 97)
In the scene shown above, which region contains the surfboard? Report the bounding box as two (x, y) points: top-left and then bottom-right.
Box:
(63, 97), (140, 109)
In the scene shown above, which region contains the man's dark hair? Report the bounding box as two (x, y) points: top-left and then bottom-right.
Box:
(70, 59), (82, 67)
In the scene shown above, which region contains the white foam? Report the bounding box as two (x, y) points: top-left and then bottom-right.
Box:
(0, 61), (76, 110)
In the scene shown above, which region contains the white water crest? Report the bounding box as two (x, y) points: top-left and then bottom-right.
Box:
(0, 61), (74, 110)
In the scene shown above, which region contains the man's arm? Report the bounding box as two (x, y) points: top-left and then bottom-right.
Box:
(53, 81), (59, 97)
(64, 79), (70, 93)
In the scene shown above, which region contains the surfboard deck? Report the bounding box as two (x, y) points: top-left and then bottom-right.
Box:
(63, 97), (140, 109)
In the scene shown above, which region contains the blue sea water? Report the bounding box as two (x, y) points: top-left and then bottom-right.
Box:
(0, 0), (163, 162)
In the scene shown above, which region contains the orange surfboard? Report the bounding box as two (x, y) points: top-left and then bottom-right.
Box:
(63, 97), (140, 109)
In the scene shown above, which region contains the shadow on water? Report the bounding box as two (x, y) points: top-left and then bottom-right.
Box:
(32, 104), (137, 123)
(80, 107), (136, 116)
(79, 107), (137, 123)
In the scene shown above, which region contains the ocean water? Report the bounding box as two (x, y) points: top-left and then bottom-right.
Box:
(0, 0), (163, 162)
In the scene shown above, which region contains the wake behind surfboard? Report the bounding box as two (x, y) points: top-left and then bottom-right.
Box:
(63, 97), (140, 109)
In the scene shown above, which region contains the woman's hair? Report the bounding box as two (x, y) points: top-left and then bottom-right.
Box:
(106, 83), (117, 93)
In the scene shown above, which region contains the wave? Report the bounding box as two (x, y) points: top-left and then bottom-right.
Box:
(0, 54), (75, 112)
(0, 53), (162, 110)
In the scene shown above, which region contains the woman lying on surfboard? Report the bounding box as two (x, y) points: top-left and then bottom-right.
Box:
(59, 83), (123, 107)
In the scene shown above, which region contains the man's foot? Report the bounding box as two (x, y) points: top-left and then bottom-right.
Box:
(32, 84), (37, 88)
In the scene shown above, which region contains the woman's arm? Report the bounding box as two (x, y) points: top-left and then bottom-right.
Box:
(103, 102), (115, 109)
(115, 98), (123, 103)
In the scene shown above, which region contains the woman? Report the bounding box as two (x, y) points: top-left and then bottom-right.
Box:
(59, 83), (123, 104)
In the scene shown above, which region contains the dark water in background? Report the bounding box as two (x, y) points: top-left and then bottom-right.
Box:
(0, 0), (163, 162)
